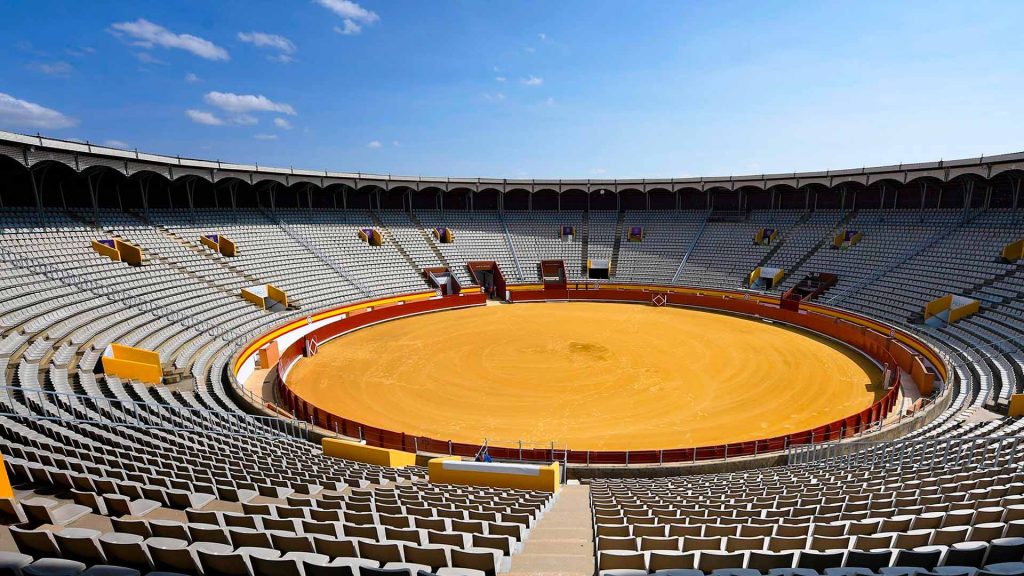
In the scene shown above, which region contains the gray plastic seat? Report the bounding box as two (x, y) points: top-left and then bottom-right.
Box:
(0, 551), (33, 576)
(22, 558), (87, 576)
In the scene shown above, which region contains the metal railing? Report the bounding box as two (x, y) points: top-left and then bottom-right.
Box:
(0, 245), (234, 342)
(0, 385), (309, 439)
(260, 208), (373, 298)
(788, 435), (1023, 470)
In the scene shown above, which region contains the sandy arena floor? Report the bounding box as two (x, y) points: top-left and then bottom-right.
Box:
(287, 302), (882, 451)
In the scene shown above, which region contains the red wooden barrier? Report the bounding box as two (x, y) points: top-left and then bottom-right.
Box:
(260, 286), (941, 466)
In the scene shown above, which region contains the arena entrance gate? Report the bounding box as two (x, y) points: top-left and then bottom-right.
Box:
(467, 261), (507, 300)
(423, 267), (461, 296)
(540, 260), (568, 299)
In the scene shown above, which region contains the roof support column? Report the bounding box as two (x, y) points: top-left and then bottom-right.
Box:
(138, 177), (149, 218)
(1012, 176), (1021, 214)
(879, 183), (886, 209)
(306, 184), (314, 215)
(919, 182), (927, 211)
(86, 172), (100, 223)
(29, 169), (43, 225)
(185, 178), (195, 223)
(804, 186), (810, 211)
(229, 181), (238, 223)
(529, 192), (532, 211)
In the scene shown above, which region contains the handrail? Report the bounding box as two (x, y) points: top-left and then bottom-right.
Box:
(789, 435), (1024, 469)
(497, 212), (526, 281)
(265, 286), (948, 466)
(259, 208), (373, 298)
(672, 208), (711, 283)
(0, 384), (309, 439)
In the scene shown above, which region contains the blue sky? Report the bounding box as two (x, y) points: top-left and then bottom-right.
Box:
(1, 0), (1022, 178)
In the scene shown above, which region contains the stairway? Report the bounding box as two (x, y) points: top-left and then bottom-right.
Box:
(963, 261), (1024, 307)
(777, 210), (858, 291)
(580, 212), (590, 277)
(752, 210), (812, 270)
(609, 210), (625, 278)
(671, 209), (712, 283)
(117, 209), (293, 306)
(259, 208), (372, 298)
(369, 211), (422, 276)
(827, 208), (983, 305)
(497, 211), (526, 281)
(66, 210), (253, 304)
(407, 212), (453, 269)
(508, 484), (594, 576)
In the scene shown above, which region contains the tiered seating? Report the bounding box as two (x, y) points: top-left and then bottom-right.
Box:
(413, 211), (519, 285)
(505, 211), (584, 282)
(614, 211), (705, 284)
(592, 456), (1024, 576)
(680, 211), (804, 289)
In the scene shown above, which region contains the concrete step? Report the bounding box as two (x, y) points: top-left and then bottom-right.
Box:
(521, 539), (593, 555)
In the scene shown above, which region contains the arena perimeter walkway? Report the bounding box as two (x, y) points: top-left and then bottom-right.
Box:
(287, 302), (882, 451)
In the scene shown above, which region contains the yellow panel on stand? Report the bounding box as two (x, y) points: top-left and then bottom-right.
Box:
(428, 457), (560, 493)
(111, 344), (160, 366)
(101, 357), (163, 383)
(268, 285), (288, 308)
(322, 438), (417, 468)
(1009, 394), (1024, 417)
(0, 453), (13, 499)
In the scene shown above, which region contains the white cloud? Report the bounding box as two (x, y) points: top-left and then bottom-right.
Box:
(33, 61), (73, 76)
(109, 18), (229, 61)
(522, 75), (543, 86)
(366, 140), (382, 149)
(273, 117), (293, 130)
(538, 33), (547, 41)
(484, 92), (506, 102)
(66, 46), (95, 58)
(315, 0), (379, 22)
(185, 72), (200, 83)
(134, 52), (164, 65)
(203, 91), (297, 115)
(254, 133), (278, 140)
(545, 96), (556, 106)
(524, 46), (536, 53)
(317, 0), (379, 35)
(333, 20), (362, 35)
(391, 140), (400, 147)
(103, 139), (129, 149)
(231, 114), (259, 126)
(186, 109), (224, 126)
(237, 31), (296, 53)
(495, 76), (506, 83)
(0, 92), (77, 129)
(268, 54), (296, 63)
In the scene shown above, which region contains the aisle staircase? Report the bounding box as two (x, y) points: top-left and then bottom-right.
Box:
(508, 484), (594, 576)
(580, 212), (590, 277)
(609, 210), (625, 278)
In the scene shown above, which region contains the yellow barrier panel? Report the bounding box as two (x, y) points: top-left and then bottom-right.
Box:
(101, 357), (163, 383)
(832, 232), (844, 248)
(428, 457), (560, 493)
(850, 232), (863, 246)
(1002, 239), (1024, 262)
(220, 236), (237, 257)
(114, 240), (143, 266)
(0, 453), (12, 499)
(923, 295), (953, 320)
(200, 235), (219, 251)
(754, 229), (765, 244)
(323, 438), (417, 468)
(948, 299), (980, 324)
(748, 268), (761, 286)
(111, 344), (160, 366)
(268, 285), (289, 308)
(91, 240), (121, 261)
(241, 289), (266, 309)
(771, 268), (785, 286)
(1009, 394), (1024, 417)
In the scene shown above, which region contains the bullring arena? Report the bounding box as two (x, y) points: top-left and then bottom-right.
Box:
(287, 302), (883, 451)
(1, 128), (1024, 576)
